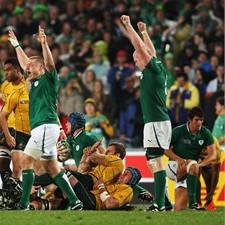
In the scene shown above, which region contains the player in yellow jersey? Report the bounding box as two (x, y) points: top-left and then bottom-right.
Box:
(29, 166), (142, 210)
(0, 58), (25, 189)
(75, 167), (141, 210)
(68, 142), (126, 190)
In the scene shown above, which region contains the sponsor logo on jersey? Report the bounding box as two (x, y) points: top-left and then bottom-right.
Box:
(76, 145), (79, 151)
(183, 139), (191, 144)
(199, 140), (204, 145)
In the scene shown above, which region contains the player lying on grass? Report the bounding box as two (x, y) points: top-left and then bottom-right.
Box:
(28, 166), (142, 210)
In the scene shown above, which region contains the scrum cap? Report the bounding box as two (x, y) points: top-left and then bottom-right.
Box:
(126, 167), (142, 186)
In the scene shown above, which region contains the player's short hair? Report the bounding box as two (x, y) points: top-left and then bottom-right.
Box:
(188, 106), (204, 120)
(29, 56), (44, 65)
(4, 57), (22, 72)
(126, 167), (142, 186)
(108, 142), (126, 159)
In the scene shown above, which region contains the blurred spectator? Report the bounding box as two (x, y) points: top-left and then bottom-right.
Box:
(84, 98), (114, 146)
(198, 50), (211, 73)
(193, 68), (208, 110)
(212, 97), (225, 151)
(69, 39), (93, 73)
(205, 64), (224, 101)
(163, 13), (192, 62)
(166, 72), (200, 127)
(211, 42), (224, 65)
(177, 44), (197, 68)
(107, 49), (134, 103)
(204, 85), (225, 131)
(192, 5), (220, 39)
(59, 76), (90, 116)
(82, 69), (96, 94)
(58, 65), (76, 90)
(16, 6), (39, 40)
(91, 79), (116, 124)
(116, 75), (137, 145)
(55, 20), (73, 45)
(48, 5), (61, 35)
(163, 52), (176, 88)
(84, 51), (110, 87)
(51, 44), (66, 72)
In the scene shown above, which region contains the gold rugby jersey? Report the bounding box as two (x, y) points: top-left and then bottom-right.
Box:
(2, 85), (30, 135)
(0, 78), (26, 129)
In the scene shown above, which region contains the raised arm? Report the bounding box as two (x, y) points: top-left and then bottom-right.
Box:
(137, 21), (156, 57)
(8, 30), (29, 70)
(120, 15), (146, 53)
(35, 26), (55, 72)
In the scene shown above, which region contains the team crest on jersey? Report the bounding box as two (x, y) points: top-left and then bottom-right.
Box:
(76, 145), (80, 151)
(198, 140), (204, 145)
(34, 81), (39, 87)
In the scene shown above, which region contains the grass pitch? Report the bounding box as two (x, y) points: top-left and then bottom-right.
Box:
(1, 206), (224, 225)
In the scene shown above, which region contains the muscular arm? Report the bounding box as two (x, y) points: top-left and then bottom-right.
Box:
(89, 152), (107, 166)
(198, 144), (217, 167)
(0, 111), (10, 139)
(8, 30), (29, 70)
(0, 110), (16, 148)
(97, 180), (119, 209)
(120, 15), (151, 64)
(137, 22), (156, 57)
(165, 147), (186, 164)
(38, 26), (55, 72)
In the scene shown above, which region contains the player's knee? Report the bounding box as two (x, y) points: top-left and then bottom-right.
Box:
(21, 152), (36, 169)
(147, 157), (163, 172)
(187, 160), (198, 175)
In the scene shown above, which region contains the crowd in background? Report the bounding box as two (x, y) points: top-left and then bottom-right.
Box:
(0, 0), (224, 148)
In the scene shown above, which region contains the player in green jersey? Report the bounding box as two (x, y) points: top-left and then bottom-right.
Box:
(8, 26), (82, 210)
(120, 15), (172, 211)
(165, 106), (216, 210)
(57, 112), (105, 170)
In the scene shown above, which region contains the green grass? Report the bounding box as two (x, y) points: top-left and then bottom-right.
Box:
(1, 206), (224, 225)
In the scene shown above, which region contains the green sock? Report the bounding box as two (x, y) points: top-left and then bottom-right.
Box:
(20, 169), (35, 207)
(53, 171), (78, 204)
(133, 184), (145, 194)
(154, 170), (166, 208)
(187, 174), (198, 207)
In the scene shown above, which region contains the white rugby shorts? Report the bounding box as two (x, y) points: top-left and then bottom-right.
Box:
(143, 120), (172, 149)
(24, 124), (60, 160)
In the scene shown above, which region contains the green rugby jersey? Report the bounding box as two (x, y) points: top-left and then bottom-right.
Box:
(29, 69), (59, 129)
(67, 130), (98, 166)
(170, 123), (214, 161)
(140, 57), (170, 123)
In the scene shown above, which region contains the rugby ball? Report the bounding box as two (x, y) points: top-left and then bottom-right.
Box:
(57, 139), (71, 162)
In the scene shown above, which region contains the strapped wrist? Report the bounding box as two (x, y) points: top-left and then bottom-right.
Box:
(98, 183), (105, 189)
(100, 191), (110, 202)
(14, 45), (20, 49)
(141, 30), (147, 35)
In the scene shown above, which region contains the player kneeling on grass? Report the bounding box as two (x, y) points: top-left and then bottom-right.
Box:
(165, 107), (216, 210)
